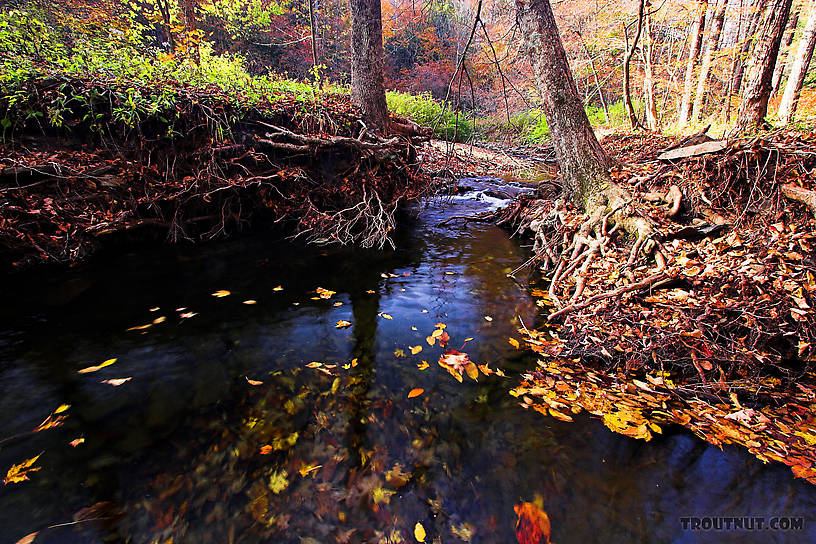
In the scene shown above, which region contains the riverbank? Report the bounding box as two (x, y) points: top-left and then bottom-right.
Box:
(498, 129), (816, 485)
(0, 75), (434, 272)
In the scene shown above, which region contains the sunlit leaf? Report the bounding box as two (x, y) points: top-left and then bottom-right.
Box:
(333, 301), (343, 306)
(464, 362), (479, 381)
(351, 358), (359, 367)
(484, 315), (493, 322)
(14, 531), (38, 544)
(259, 445), (273, 455)
(431, 329), (444, 338)
(417, 361), (429, 370)
(514, 502), (551, 544)
(243, 299), (257, 305)
(394, 349), (406, 358)
(426, 335), (436, 346)
(69, 438), (85, 447)
(4, 454), (42, 485)
(127, 323), (152, 331)
(414, 521), (427, 542)
(380, 313), (393, 320)
(336, 320), (352, 329)
(315, 287), (336, 299)
(180, 311), (198, 318)
(246, 377), (264, 385)
(273, 285), (283, 291)
(408, 388), (424, 398)
(54, 404), (70, 414)
(212, 290), (231, 297)
(78, 358), (117, 374)
(152, 316), (166, 324)
(305, 362), (323, 368)
(410, 345), (423, 355)
(435, 323), (447, 330)
(509, 337), (520, 349)
(101, 377), (132, 386)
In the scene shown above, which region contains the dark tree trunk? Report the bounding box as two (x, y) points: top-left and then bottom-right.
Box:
(691, 0), (728, 123)
(349, 0), (389, 131)
(678, 0), (708, 127)
(731, 0), (770, 95)
(515, 0), (612, 208)
(778, 3), (816, 123)
(733, 0), (794, 133)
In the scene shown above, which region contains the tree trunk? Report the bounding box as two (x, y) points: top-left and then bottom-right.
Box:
(678, 0), (709, 127)
(778, 3), (816, 123)
(771, 10), (799, 93)
(691, 0), (728, 123)
(178, 0), (199, 64)
(623, 0), (647, 129)
(732, 0), (794, 133)
(515, 0), (613, 208)
(349, 0), (389, 131)
(731, 0), (768, 95)
(643, 10), (659, 130)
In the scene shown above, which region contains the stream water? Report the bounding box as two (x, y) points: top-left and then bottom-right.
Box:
(1, 179), (814, 543)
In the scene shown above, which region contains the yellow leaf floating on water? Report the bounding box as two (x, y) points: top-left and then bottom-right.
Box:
(394, 349), (406, 358)
(414, 521), (427, 542)
(273, 285), (283, 291)
(380, 313), (393, 320)
(212, 290), (231, 298)
(4, 454), (42, 485)
(54, 404), (70, 414)
(315, 287), (336, 299)
(336, 320), (352, 329)
(509, 337), (520, 349)
(243, 300), (257, 305)
(417, 361), (429, 370)
(101, 377), (132, 386)
(410, 345), (423, 355)
(69, 438), (85, 447)
(127, 323), (152, 331)
(426, 336), (436, 346)
(431, 329), (443, 338)
(246, 377), (264, 385)
(78, 358), (117, 374)
(484, 315), (493, 322)
(408, 388), (424, 399)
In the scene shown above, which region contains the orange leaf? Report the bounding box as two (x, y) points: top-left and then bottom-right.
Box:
(407, 388), (424, 398)
(514, 502), (551, 544)
(246, 377), (263, 385)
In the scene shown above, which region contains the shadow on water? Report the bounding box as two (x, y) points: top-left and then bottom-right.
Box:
(0, 179), (814, 543)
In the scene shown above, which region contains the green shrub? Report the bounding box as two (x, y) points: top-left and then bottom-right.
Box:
(386, 91), (473, 142)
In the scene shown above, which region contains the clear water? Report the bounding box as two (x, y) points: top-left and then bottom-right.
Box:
(1, 179), (814, 543)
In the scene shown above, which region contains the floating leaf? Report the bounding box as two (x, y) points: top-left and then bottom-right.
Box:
(305, 362), (323, 368)
(152, 316), (166, 324)
(315, 287), (336, 299)
(243, 299), (257, 305)
(394, 349), (406, 358)
(431, 329), (444, 338)
(514, 502), (551, 544)
(414, 522), (427, 542)
(464, 362), (479, 381)
(407, 388), (424, 398)
(435, 323), (447, 330)
(246, 377), (263, 385)
(69, 438), (85, 447)
(14, 532), (38, 544)
(417, 361), (429, 370)
(380, 313), (393, 320)
(180, 311), (198, 318)
(4, 454), (42, 485)
(333, 301), (343, 307)
(127, 323), (152, 331)
(426, 335), (436, 346)
(78, 358), (117, 374)
(149, 307), (160, 312)
(410, 345), (423, 355)
(273, 285), (283, 291)
(437, 330), (450, 347)
(54, 404), (70, 414)
(509, 337), (520, 349)
(212, 290), (231, 298)
(336, 320), (352, 329)
(484, 315), (493, 322)
(259, 445), (273, 455)
(101, 377), (131, 386)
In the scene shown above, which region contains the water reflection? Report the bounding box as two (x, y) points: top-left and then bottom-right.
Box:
(0, 180), (814, 543)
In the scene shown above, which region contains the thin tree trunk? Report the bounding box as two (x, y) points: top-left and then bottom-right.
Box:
(349, 0), (389, 131)
(623, 0), (647, 129)
(691, 0), (728, 123)
(778, 3), (816, 123)
(771, 10), (800, 93)
(643, 10), (659, 130)
(732, 0), (769, 94)
(308, 0), (320, 74)
(678, 0), (709, 127)
(733, 0), (794, 132)
(515, 0), (612, 207)
(579, 35), (610, 123)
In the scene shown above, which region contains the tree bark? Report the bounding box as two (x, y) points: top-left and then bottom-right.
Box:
(771, 10), (799, 93)
(515, 0), (613, 208)
(678, 0), (709, 127)
(732, 0), (794, 133)
(778, 3), (816, 123)
(643, 10), (659, 130)
(731, 0), (769, 94)
(691, 0), (728, 123)
(349, 0), (389, 131)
